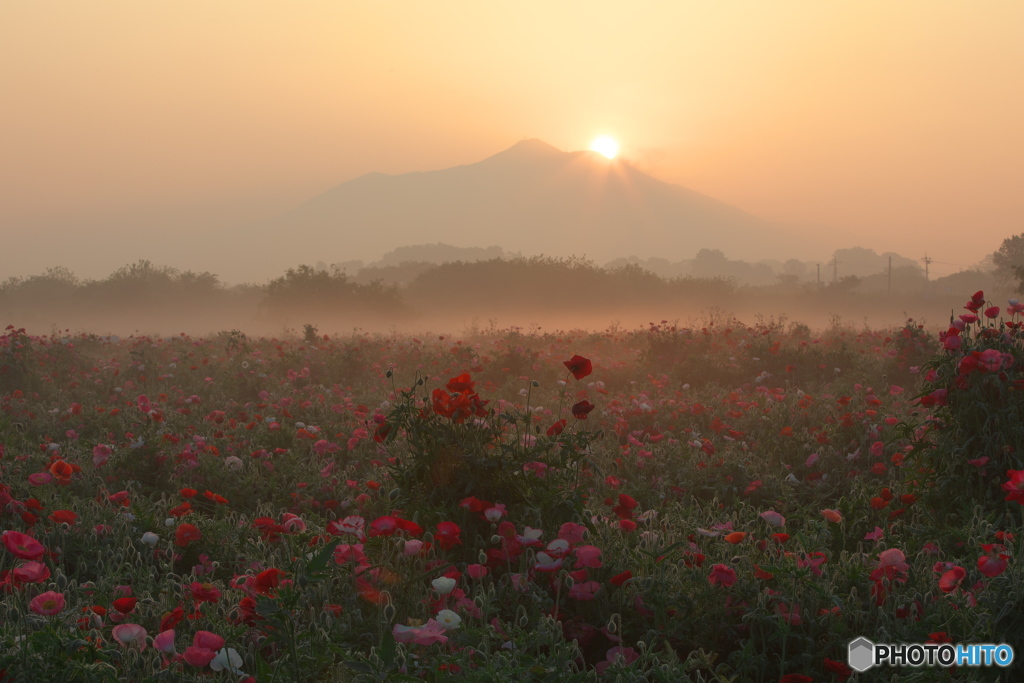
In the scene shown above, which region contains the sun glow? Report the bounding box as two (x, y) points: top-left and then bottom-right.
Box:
(590, 136), (619, 159)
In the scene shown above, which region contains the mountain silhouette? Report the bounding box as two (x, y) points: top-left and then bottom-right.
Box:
(237, 139), (821, 279)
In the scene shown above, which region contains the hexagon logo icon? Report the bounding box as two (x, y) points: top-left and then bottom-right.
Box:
(848, 637), (875, 672)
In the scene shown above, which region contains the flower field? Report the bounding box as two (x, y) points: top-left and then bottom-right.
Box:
(2, 292), (1024, 682)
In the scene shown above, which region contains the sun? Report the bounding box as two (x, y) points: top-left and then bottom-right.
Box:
(590, 136), (619, 159)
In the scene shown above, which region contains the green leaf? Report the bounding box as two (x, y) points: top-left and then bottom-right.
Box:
(645, 540), (690, 560)
(379, 629), (396, 667)
(255, 598), (281, 616)
(343, 660), (374, 674)
(305, 538), (342, 577)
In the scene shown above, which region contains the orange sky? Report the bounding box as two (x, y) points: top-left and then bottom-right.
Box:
(2, 1), (1022, 280)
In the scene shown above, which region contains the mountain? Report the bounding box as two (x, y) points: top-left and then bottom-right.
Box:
(233, 139), (825, 280)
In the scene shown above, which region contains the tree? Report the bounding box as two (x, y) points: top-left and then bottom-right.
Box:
(782, 259), (807, 279)
(991, 234), (1024, 293)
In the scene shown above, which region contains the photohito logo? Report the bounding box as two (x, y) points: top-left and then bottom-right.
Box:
(848, 637), (1014, 672)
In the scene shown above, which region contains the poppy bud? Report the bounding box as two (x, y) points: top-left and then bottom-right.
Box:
(386, 369), (393, 378)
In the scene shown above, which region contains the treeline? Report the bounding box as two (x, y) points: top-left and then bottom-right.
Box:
(0, 256), (1013, 335)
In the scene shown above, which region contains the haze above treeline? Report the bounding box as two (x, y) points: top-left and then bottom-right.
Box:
(2, 239), (1018, 337)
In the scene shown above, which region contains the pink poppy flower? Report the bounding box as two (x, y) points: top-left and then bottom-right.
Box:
(333, 543), (368, 566)
(568, 580), (601, 601)
(27, 473), (53, 486)
(327, 515), (366, 541)
(574, 545), (603, 568)
(977, 550), (1008, 578)
(820, 509), (843, 523)
(558, 522), (587, 544)
(392, 620), (448, 646)
(369, 516), (399, 537)
(595, 646), (639, 675)
(29, 591), (65, 616)
(534, 552), (563, 572)
(2, 530), (45, 560)
(183, 646), (217, 667)
(154, 629), (176, 655)
(112, 624), (148, 650)
(759, 510), (786, 527)
(193, 631), (225, 652)
(775, 602), (802, 626)
(483, 504), (506, 523)
(939, 566), (967, 593)
(708, 564), (737, 587)
(280, 513), (306, 532)
(13, 561), (50, 584)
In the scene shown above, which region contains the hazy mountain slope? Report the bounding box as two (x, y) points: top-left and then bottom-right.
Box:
(236, 139), (820, 280)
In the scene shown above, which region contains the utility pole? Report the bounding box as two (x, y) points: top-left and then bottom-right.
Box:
(921, 254), (933, 298)
(816, 264), (821, 289)
(832, 256), (839, 284)
(888, 255), (892, 296)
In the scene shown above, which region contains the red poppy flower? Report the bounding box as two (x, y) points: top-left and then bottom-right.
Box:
(938, 566), (966, 593)
(571, 400), (595, 420)
(254, 568), (285, 596)
(563, 355), (593, 380)
(546, 419), (568, 436)
(822, 658), (851, 680)
(1002, 470), (1024, 504)
(112, 597), (137, 614)
(190, 581), (221, 604)
(610, 570), (633, 586)
(160, 606), (185, 631)
(48, 460), (76, 483)
(49, 510), (78, 525)
(174, 523), (201, 547)
(435, 522), (462, 551)
(708, 564), (737, 587)
(167, 502), (193, 519)
(446, 373), (475, 394)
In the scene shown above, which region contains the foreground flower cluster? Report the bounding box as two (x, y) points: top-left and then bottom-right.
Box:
(0, 301), (1022, 681)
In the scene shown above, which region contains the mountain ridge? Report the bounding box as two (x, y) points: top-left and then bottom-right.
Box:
(233, 139), (831, 281)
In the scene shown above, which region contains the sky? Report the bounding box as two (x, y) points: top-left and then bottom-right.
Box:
(2, 1), (1022, 282)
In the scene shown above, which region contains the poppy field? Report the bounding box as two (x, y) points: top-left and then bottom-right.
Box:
(2, 291), (1024, 682)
